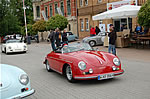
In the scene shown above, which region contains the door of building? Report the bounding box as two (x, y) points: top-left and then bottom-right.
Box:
(114, 20), (120, 32)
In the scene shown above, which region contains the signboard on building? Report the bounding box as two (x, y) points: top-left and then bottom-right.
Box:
(107, 0), (137, 10)
(99, 24), (106, 32)
(41, 11), (48, 21)
(57, 7), (63, 16)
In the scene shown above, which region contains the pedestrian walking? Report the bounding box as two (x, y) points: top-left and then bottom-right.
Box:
(95, 26), (101, 35)
(62, 30), (68, 45)
(108, 24), (117, 55)
(90, 27), (96, 36)
(49, 29), (56, 51)
(55, 28), (62, 49)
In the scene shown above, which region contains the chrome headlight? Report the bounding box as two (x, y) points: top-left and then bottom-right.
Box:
(8, 46), (11, 49)
(19, 74), (29, 85)
(78, 61), (86, 70)
(24, 45), (27, 48)
(113, 58), (120, 66)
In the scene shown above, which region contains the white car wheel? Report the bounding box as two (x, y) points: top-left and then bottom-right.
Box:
(46, 60), (52, 72)
(5, 48), (8, 54)
(89, 40), (96, 47)
(66, 65), (76, 83)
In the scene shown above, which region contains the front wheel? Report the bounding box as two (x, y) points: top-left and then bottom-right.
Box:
(5, 48), (8, 54)
(89, 40), (96, 47)
(66, 65), (76, 83)
(45, 60), (53, 72)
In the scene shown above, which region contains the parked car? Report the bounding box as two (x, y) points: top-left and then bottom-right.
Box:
(82, 32), (107, 47)
(2, 34), (22, 43)
(66, 32), (78, 41)
(1, 39), (27, 54)
(2, 36), (9, 43)
(43, 42), (124, 83)
(0, 64), (35, 99)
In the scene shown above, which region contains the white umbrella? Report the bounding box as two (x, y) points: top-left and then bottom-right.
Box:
(92, 5), (141, 20)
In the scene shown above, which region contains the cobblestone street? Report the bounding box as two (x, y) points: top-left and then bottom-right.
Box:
(1, 43), (150, 99)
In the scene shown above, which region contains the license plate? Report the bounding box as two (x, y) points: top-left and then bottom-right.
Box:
(98, 73), (114, 80)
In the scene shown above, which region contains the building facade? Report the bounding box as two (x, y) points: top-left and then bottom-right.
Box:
(77, 0), (147, 38)
(33, 0), (77, 35)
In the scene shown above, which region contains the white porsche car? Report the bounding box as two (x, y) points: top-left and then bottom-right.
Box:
(1, 39), (27, 54)
(0, 64), (35, 98)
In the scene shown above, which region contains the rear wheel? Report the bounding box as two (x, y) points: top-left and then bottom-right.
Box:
(45, 60), (53, 72)
(5, 48), (8, 54)
(89, 40), (96, 47)
(66, 65), (76, 83)
(1, 47), (4, 53)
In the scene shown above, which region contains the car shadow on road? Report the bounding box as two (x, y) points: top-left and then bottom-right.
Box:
(75, 78), (122, 85)
(42, 68), (123, 85)
(1, 52), (27, 55)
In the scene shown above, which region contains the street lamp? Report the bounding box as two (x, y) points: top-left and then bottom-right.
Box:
(23, 0), (30, 44)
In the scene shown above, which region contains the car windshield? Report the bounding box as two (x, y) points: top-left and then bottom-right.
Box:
(6, 40), (21, 43)
(62, 43), (93, 53)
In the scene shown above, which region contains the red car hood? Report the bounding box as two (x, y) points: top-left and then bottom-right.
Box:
(67, 51), (109, 67)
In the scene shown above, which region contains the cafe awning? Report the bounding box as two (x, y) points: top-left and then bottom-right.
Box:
(92, 5), (141, 20)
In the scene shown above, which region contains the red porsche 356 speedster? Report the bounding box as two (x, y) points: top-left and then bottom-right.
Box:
(44, 43), (124, 83)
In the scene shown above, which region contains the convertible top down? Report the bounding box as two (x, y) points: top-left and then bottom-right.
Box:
(44, 43), (124, 83)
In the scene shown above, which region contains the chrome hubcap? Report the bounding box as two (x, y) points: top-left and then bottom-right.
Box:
(90, 41), (95, 46)
(46, 61), (50, 70)
(66, 66), (72, 80)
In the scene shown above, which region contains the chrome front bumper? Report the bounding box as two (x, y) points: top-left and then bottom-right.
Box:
(74, 69), (124, 80)
(9, 89), (35, 99)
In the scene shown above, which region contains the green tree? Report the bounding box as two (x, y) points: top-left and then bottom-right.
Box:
(46, 14), (68, 30)
(138, 0), (150, 27)
(21, 24), (36, 36)
(32, 20), (46, 32)
(0, 0), (21, 35)
(0, 0), (34, 36)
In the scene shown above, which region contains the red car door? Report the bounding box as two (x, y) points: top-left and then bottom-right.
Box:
(48, 52), (63, 72)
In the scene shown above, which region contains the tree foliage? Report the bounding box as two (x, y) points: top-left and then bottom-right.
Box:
(32, 20), (46, 32)
(138, 0), (150, 27)
(0, 0), (34, 36)
(46, 14), (68, 31)
(21, 24), (36, 36)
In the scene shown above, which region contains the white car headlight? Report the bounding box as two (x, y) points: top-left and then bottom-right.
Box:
(78, 61), (86, 70)
(24, 45), (27, 48)
(113, 58), (120, 66)
(19, 74), (29, 85)
(8, 46), (11, 49)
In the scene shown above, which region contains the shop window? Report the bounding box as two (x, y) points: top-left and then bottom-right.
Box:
(85, 0), (88, 6)
(55, 3), (58, 14)
(36, 6), (40, 18)
(45, 6), (48, 18)
(60, 2), (64, 16)
(85, 18), (89, 31)
(80, 0), (83, 7)
(67, 0), (71, 15)
(80, 19), (84, 31)
(49, 5), (52, 17)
